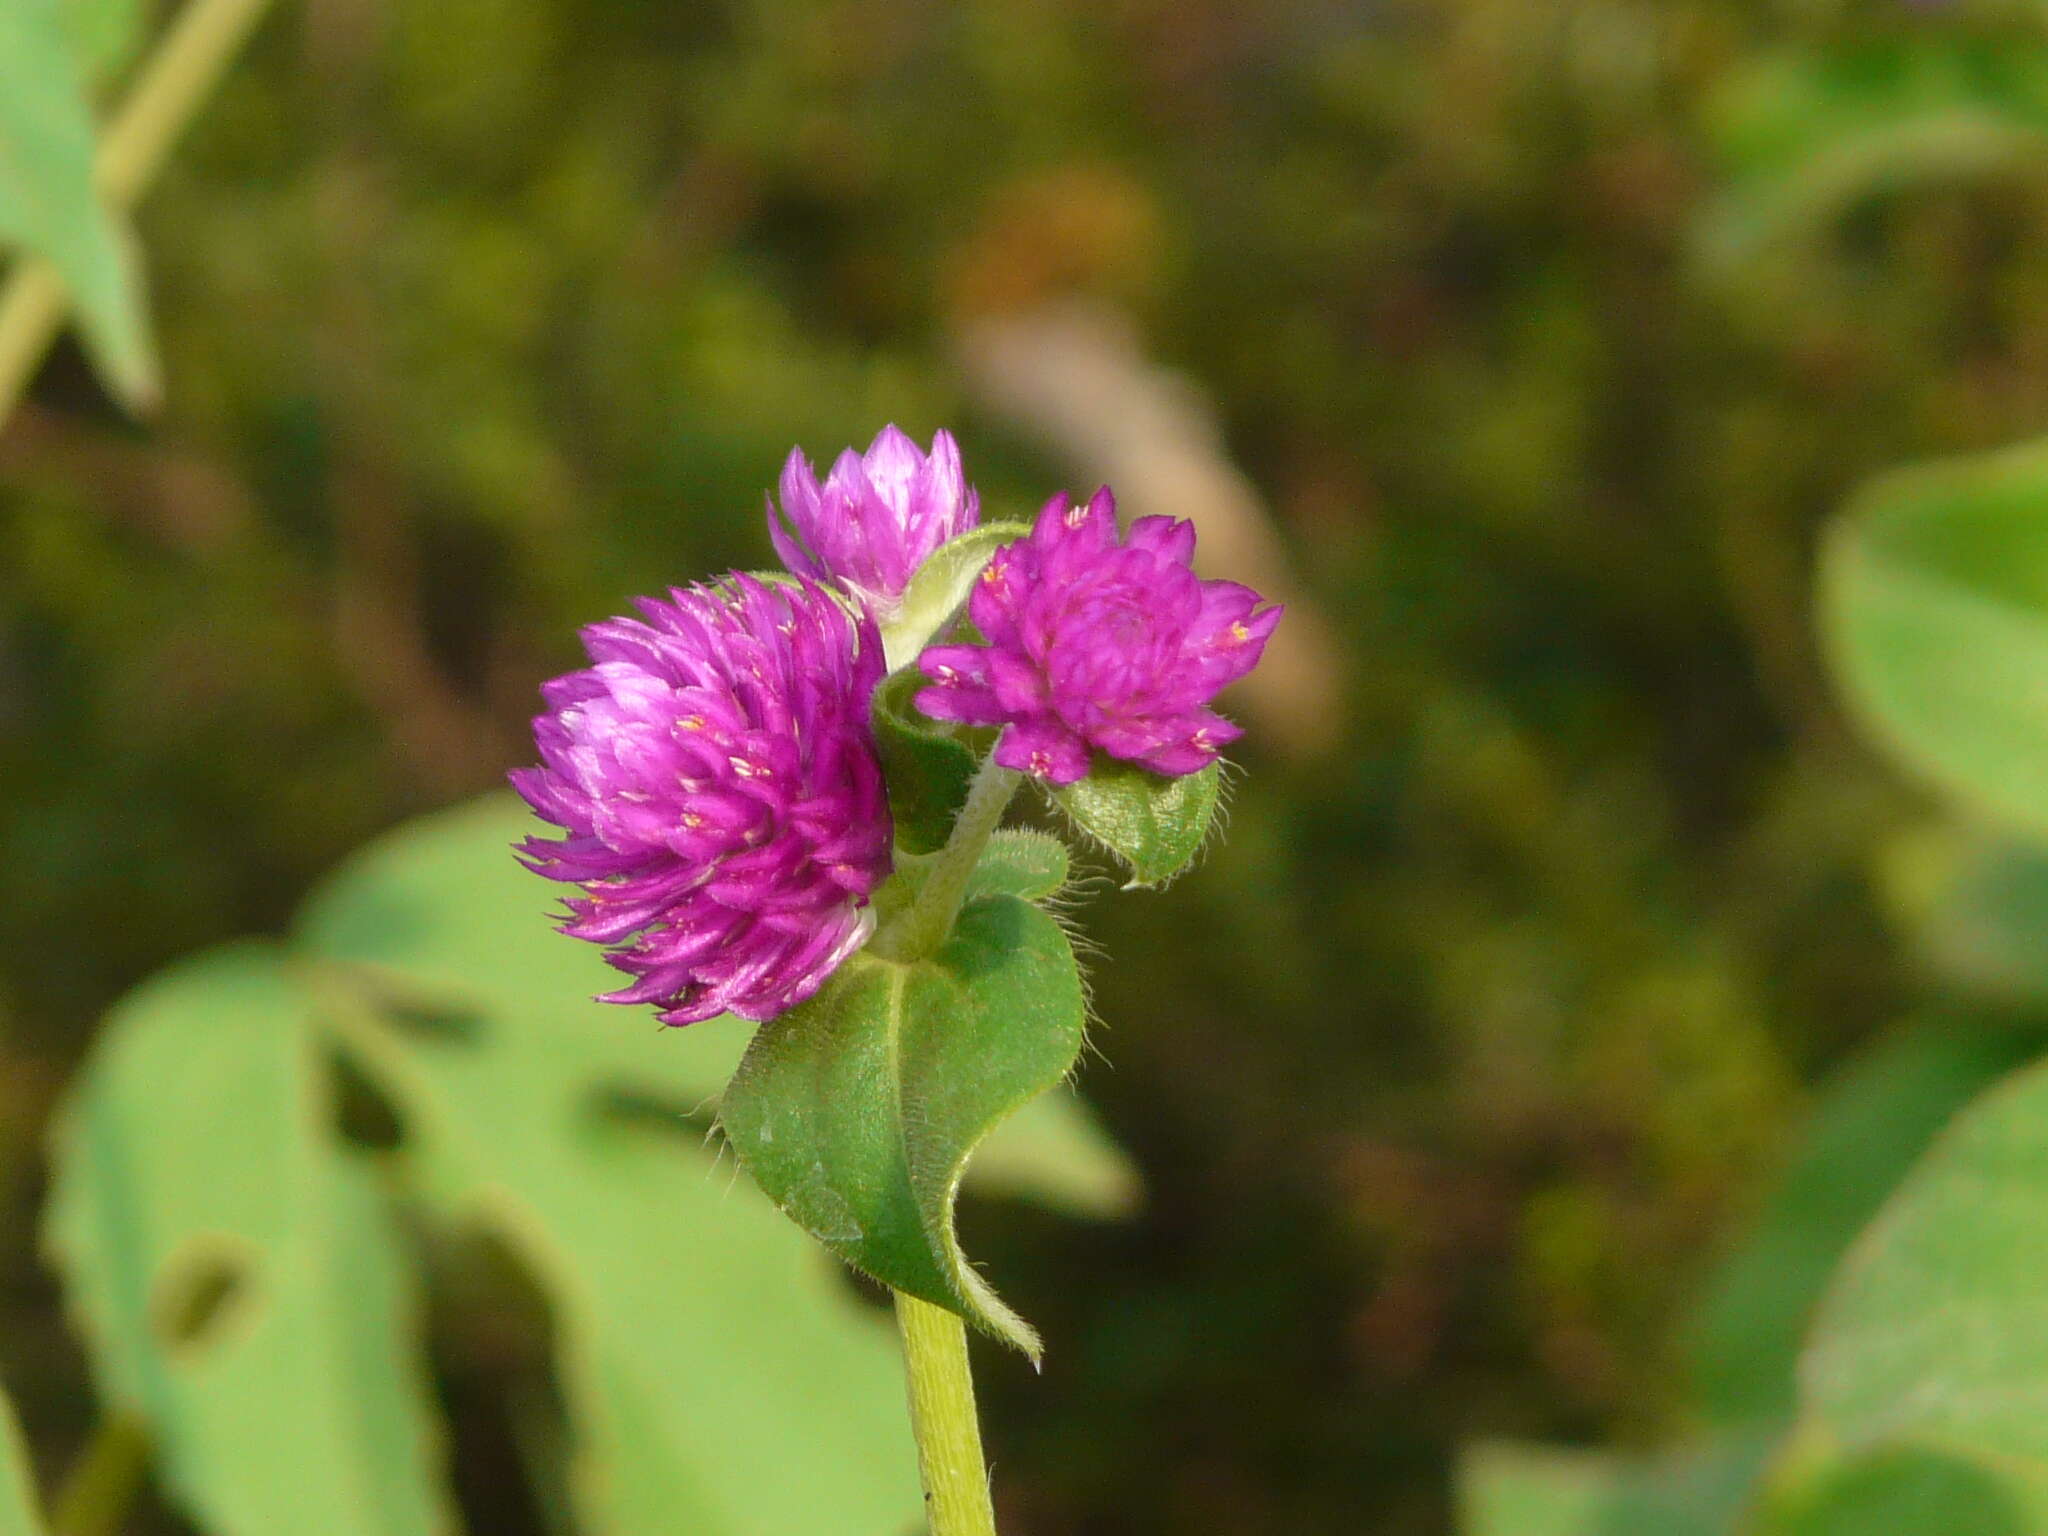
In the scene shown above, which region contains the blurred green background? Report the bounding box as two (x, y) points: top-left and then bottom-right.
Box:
(10, 0), (2048, 1530)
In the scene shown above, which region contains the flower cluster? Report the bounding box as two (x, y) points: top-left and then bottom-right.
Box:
(511, 576), (890, 1025)
(916, 489), (1280, 784)
(768, 425), (979, 619)
(516, 428), (1277, 1025)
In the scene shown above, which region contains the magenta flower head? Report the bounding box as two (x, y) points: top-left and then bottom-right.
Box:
(916, 488), (1282, 785)
(768, 425), (980, 618)
(510, 575), (893, 1026)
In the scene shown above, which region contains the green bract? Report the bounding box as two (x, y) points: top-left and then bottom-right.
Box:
(873, 666), (979, 855)
(1052, 757), (1221, 889)
(880, 521), (1028, 673)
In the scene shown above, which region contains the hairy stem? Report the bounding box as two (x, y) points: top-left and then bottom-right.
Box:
(873, 755), (1020, 962)
(51, 1414), (148, 1536)
(0, 0), (277, 426)
(894, 1292), (999, 1536)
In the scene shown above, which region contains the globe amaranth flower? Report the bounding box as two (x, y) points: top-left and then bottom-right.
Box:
(768, 424), (980, 618)
(915, 488), (1282, 785)
(511, 575), (892, 1026)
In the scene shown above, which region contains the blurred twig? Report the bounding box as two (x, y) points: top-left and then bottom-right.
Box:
(0, 0), (278, 428)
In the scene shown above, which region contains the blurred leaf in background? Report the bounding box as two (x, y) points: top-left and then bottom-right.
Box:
(0, 0), (155, 407)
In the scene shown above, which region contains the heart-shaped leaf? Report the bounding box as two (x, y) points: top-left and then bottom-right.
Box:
(719, 889), (1087, 1361)
(881, 521), (1028, 672)
(1051, 758), (1220, 888)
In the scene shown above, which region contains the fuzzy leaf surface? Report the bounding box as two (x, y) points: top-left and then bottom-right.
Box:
(720, 890), (1088, 1360)
(1052, 757), (1219, 888)
(44, 944), (452, 1536)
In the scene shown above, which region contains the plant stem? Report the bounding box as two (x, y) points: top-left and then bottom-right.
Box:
(51, 1414), (149, 1536)
(894, 1291), (999, 1536)
(0, 0), (277, 426)
(873, 755), (1021, 963)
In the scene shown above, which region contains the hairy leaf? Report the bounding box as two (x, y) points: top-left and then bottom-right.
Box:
(1052, 758), (1219, 888)
(720, 891), (1088, 1360)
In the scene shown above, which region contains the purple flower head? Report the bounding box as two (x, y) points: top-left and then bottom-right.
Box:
(511, 575), (893, 1026)
(768, 425), (980, 618)
(916, 488), (1282, 785)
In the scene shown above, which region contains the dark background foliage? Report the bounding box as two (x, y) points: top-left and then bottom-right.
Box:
(8, 0), (2046, 1530)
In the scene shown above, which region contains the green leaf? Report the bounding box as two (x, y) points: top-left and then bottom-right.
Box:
(1051, 757), (1220, 889)
(880, 520), (1028, 673)
(873, 666), (978, 854)
(44, 944), (453, 1536)
(968, 827), (1071, 903)
(1701, 40), (2048, 271)
(63, 0), (145, 82)
(720, 891), (1088, 1360)
(1458, 1435), (1773, 1536)
(0, 0), (156, 409)
(1761, 1442), (2034, 1536)
(1820, 436), (2048, 839)
(1774, 1051), (2048, 1521)
(0, 1387), (50, 1536)
(297, 797), (922, 1535)
(1684, 1018), (2040, 1427)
